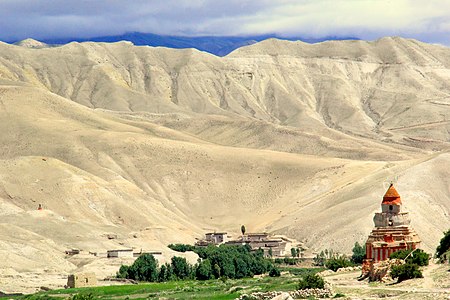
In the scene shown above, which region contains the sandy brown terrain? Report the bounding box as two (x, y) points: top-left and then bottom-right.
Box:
(324, 261), (450, 299)
(0, 37), (448, 293)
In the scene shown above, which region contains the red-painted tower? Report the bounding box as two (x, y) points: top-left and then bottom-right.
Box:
(364, 184), (421, 263)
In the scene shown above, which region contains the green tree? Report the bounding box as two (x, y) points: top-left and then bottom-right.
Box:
(171, 256), (191, 280)
(291, 247), (298, 258)
(128, 253), (159, 282)
(436, 229), (450, 262)
(268, 248), (273, 258)
(212, 263), (221, 278)
(351, 242), (366, 264)
(195, 259), (213, 280)
(234, 256), (250, 278)
(298, 273), (325, 289)
(390, 263), (423, 282)
(314, 251), (326, 266)
(158, 263), (174, 282)
(116, 265), (129, 278)
(241, 225), (246, 236)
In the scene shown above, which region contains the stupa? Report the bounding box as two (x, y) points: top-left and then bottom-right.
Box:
(364, 184), (421, 263)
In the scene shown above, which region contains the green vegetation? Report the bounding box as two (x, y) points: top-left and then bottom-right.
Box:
(278, 267), (325, 276)
(390, 263), (423, 283)
(167, 243), (196, 252)
(351, 242), (365, 264)
(241, 225), (246, 236)
(436, 229), (450, 262)
(273, 257), (299, 265)
(71, 294), (95, 300)
(314, 249), (353, 271)
(269, 266), (281, 277)
(17, 271), (321, 300)
(325, 255), (354, 272)
(297, 273), (325, 289)
(119, 244), (273, 282)
(117, 253), (159, 281)
(313, 249), (335, 267)
(386, 249), (429, 283)
(389, 249), (430, 266)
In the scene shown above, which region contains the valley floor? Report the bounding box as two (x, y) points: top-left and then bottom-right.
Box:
(8, 263), (450, 300)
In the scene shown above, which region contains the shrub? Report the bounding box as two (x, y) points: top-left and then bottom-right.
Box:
(390, 249), (429, 266)
(390, 263), (423, 282)
(71, 294), (95, 300)
(351, 242), (365, 264)
(168, 244), (195, 252)
(283, 257), (298, 265)
(333, 293), (346, 298)
(436, 229), (450, 262)
(298, 273), (325, 289)
(325, 255), (353, 272)
(274, 258), (283, 264)
(314, 249), (335, 267)
(313, 251), (326, 267)
(269, 266), (281, 277)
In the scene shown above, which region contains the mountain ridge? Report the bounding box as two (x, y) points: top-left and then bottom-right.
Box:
(0, 37), (449, 292)
(12, 32), (359, 56)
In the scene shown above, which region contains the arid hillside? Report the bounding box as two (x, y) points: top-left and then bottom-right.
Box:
(0, 37), (449, 292)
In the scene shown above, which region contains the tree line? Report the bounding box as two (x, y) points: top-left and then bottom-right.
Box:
(117, 244), (279, 282)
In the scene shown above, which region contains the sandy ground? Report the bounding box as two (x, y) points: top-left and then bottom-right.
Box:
(324, 261), (450, 299)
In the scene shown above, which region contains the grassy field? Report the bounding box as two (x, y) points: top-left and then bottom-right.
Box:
(16, 268), (325, 300)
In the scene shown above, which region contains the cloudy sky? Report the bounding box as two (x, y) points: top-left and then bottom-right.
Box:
(1, 0), (450, 45)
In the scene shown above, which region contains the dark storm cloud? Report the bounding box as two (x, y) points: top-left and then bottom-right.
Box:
(0, 0), (275, 40)
(1, 0), (449, 45)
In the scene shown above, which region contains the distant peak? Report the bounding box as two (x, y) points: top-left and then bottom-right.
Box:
(14, 38), (48, 49)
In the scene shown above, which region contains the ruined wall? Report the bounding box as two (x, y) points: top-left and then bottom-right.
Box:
(67, 272), (97, 288)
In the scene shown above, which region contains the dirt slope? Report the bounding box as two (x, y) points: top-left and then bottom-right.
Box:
(0, 38), (449, 292)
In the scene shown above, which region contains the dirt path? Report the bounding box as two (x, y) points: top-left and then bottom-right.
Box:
(422, 260), (439, 289)
(325, 268), (450, 299)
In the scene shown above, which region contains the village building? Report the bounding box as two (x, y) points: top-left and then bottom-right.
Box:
(64, 248), (80, 256)
(67, 272), (97, 288)
(133, 250), (163, 258)
(195, 232), (229, 246)
(107, 249), (134, 258)
(226, 233), (292, 258)
(364, 184), (421, 264)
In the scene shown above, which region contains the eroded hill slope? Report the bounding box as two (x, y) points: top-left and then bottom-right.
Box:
(0, 38), (449, 292)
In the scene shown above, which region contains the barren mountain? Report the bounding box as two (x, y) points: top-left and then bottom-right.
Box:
(0, 37), (449, 292)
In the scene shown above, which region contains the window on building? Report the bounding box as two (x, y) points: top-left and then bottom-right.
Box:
(389, 205), (393, 211)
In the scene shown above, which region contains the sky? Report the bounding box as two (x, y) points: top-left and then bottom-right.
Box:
(1, 0), (450, 45)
